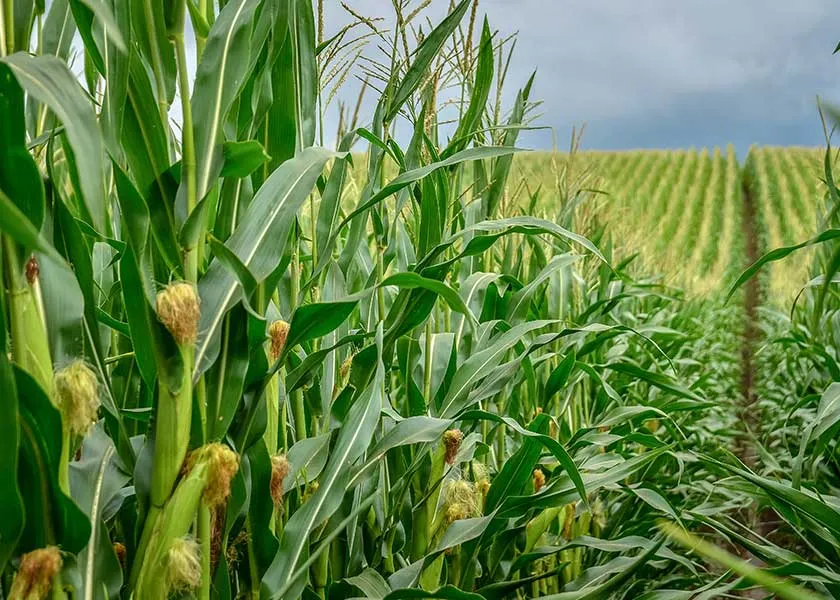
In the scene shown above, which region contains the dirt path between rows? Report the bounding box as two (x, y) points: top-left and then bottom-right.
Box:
(738, 178), (761, 471)
(736, 175), (776, 597)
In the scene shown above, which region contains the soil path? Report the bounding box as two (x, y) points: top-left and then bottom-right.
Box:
(736, 175), (776, 598)
(738, 178), (761, 470)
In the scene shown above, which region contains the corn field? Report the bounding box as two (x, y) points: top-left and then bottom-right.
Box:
(0, 1), (839, 599)
(509, 146), (838, 300)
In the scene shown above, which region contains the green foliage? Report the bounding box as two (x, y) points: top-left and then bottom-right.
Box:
(0, 1), (836, 599)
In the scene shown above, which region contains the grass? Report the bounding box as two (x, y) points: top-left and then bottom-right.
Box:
(0, 1), (839, 599)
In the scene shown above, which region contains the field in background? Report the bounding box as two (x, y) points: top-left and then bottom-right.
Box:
(507, 146), (830, 300)
(745, 147), (829, 300)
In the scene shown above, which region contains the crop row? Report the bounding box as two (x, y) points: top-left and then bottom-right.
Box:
(744, 146), (833, 301)
(509, 146), (831, 300)
(572, 148), (739, 295)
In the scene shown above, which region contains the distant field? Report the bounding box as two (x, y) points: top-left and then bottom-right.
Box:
(744, 147), (828, 300)
(507, 146), (831, 300)
(345, 146), (831, 299)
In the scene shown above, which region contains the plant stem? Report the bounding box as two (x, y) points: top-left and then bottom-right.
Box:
(0, 0), (8, 56)
(290, 248), (306, 442)
(59, 424), (71, 495)
(423, 320), (433, 404)
(173, 32), (199, 282)
(2, 0), (13, 55)
(196, 0), (208, 58)
(376, 244), (386, 322)
(264, 367), (279, 451)
(313, 549), (328, 599)
(129, 505), (162, 588)
(198, 502), (212, 600)
(246, 513), (261, 600)
(143, 0), (172, 149)
(280, 369), (288, 451)
(310, 194), (318, 275)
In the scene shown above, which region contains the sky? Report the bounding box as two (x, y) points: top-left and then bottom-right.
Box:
(322, 0), (840, 152)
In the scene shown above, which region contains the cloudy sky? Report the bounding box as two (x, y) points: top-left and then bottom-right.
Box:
(324, 0), (840, 152)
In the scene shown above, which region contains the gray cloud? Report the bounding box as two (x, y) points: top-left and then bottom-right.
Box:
(327, 0), (840, 150)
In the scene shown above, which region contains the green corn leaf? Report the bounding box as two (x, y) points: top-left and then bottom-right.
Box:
(0, 63), (45, 232)
(484, 75), (533, 217)
(221, 140), (271, 178)
(190, 0), (261, 213)
(502, 448), (668, 517)
(506, 254), (579, 323)
(11, 0), (37, 53)
(0, 289), (23, 571)
(661, 522), (824, 600)
(365, 416), (453, 466)
(538, 539), (664, 600)
(39, 0), (76, 60)
(119, 246), (184, 392)
(727, 229), (840, 301)
(485, 414), (550, 512)
(315, 131), (355, 264)
(121, 50), (173, 195)
(461, 410), (586, 506)
(605, 362), (704, 402)
(385, 586), (484, 600)
(288, 0), (318, 150)
(345, 568), (391, 599)
(16, 366), (92, 554)
(283, 294), (369, 360)
(194, 146), (333, 377)
(385, 0), (471, 123)
(341, 147), (527, 233)
(99, 0), (131, 157)
(205, 306), (250, 441)
(69, 425), (131, 600)
(381, 272), (476, 325)
(419, 216), (608, 271)
(442, 17), (494, 159)
(309, 145), (526, 289)
(389, 515), (497, 590)
(545, 351), (576, 402)
(704, 456), (840, 543)
(283, 432), (331, 493)
(68, 0), (126, 75)
(261, 327), (385, 599)
(438, 319), (557, 419)
(3, 53), (107, 232)
(207, 234), (258, 300)
(50, 199), (135, 466)
(0, 187), (61, 265)
(127, 0), (175, 104)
